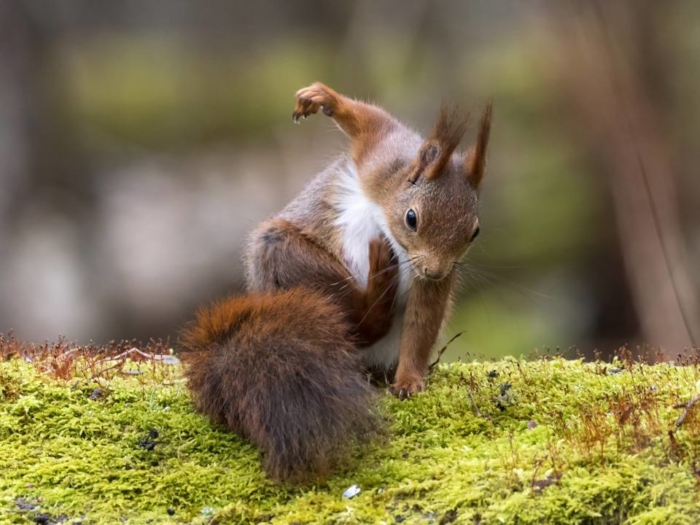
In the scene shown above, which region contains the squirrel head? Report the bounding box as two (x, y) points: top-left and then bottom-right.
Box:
(377, 104), (492, 281)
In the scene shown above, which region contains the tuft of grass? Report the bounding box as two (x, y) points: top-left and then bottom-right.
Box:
(2, 336), (700, 524)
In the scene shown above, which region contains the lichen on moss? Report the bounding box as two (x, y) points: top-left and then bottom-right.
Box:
(2, 350), (700, 524)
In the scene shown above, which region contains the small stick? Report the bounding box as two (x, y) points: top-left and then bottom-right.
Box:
(467, 389), (484, 418)
(96, 347), (152, 364)
(675, 394), (700, 427)
(52, 347), (81, 360)
(428, 331), (465, 372)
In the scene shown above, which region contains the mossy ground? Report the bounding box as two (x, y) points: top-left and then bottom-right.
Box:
(2, 342), (700, 524)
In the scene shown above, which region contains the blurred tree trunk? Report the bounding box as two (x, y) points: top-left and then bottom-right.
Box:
(0, 1), (34, 238)
(0, 1), (101, 338)
(0, 1), (39, 326)
(550, 2), (699, 355)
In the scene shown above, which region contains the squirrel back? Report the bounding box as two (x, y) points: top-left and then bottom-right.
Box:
(180, 287), (379, 483)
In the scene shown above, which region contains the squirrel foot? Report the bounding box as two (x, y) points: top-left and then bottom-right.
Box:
(389, 375), (425, 400)
(368, 237), (398, 290)
(293, 82), (338, 122)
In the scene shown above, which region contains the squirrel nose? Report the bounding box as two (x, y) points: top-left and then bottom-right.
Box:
(423, 268), (444, 281)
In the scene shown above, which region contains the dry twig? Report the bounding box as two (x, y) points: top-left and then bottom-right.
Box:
(675, 395), (700, 427)
(429, 332), (465, 372)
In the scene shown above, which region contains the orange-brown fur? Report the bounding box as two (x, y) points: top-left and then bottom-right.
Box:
(246, 218), (397, 346)
(293, 83), (399, 166)
(292, 82), (492, 397)
(183, 82), (492, 482)
(181, 289), (378, 483)
(182, 231), (398, 482)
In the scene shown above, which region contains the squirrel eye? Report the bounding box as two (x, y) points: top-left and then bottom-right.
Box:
(405, 209), (417, 231)
(470, 226), (480, 242)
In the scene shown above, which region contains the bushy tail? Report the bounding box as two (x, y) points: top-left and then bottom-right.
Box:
(180, 287), (379, 483)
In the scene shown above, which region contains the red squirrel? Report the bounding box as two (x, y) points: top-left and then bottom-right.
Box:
(181, 82), (492, 483)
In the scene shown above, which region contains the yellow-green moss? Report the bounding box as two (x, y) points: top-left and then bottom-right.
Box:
(2, 356), (700, 524)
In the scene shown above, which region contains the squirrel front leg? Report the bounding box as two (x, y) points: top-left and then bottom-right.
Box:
(293, 82), (397, 163)
(390, 276), (453, 399)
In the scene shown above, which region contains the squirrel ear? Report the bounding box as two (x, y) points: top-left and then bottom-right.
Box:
(408, 140), (440, 184)
(465, 102), (493, 189)
(409, 104), (468, 184)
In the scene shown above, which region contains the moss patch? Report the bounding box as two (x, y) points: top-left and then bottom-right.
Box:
(2, 349), (700, 524)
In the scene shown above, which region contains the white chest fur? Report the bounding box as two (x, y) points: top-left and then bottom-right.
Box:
(333, 162), (413, 369)
(333, 166), (383, 289)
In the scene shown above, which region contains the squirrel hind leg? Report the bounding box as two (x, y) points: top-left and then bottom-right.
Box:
(246, 219), (399, 348)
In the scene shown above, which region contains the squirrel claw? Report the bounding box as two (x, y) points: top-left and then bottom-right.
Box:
(293, 82), (337, 123)
(292, 111), (308, 124)
(389, 377), (424, 400)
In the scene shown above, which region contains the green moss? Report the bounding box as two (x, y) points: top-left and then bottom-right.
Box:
(2, 356), (700, 524)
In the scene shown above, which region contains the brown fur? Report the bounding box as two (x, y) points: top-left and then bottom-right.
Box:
(181, 288), (379, 483)
(183, 83), (493, 484)
(182, 224), (397, 482)
(246, 218), (398, 346)
(293, 82), (399, 166)
(412, 104), (469, 183)
(465, 103), (493, 190)
(291, 82), (493, 398)
(391, 275), (454, 396)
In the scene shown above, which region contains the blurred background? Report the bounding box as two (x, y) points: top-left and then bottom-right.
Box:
(0, 0), (698, 360)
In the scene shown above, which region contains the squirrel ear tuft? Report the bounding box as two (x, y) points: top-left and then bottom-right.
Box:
(465, 102), (493, 189)
(409, 104), (468, 183)
(408, 141), (440, 184)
